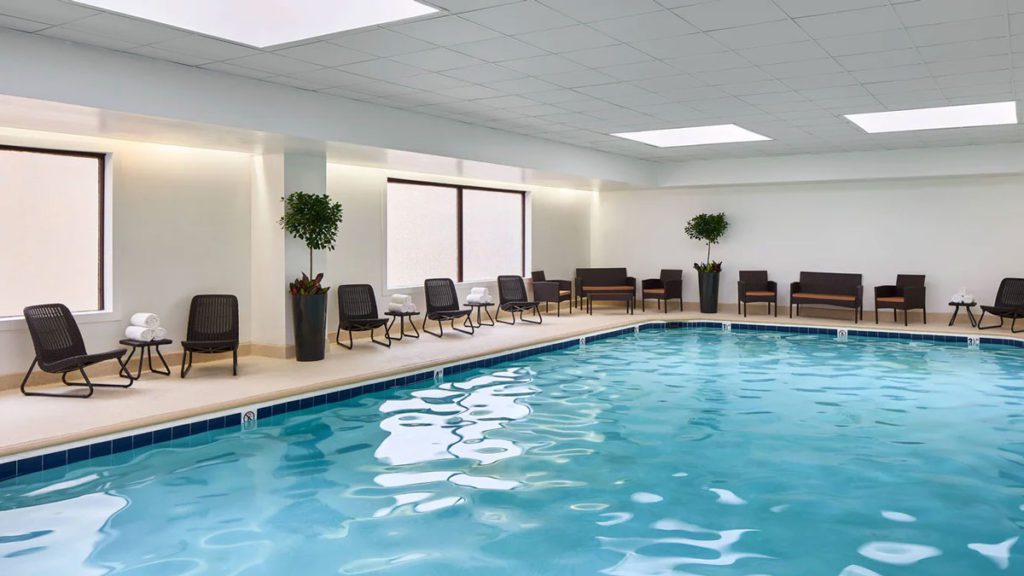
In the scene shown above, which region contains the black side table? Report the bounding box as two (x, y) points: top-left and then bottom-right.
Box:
(385, 311), (420, 340)
(119, 338), (173, 379)
(948, 301), (978, 327)
(463, 302), (495, 328)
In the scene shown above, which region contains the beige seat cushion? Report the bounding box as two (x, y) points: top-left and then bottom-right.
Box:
(643, 288), (666, 295)
(745, 290), (775, 296)
(793, 292), (856, 302)
(877, 296), (905, 303)
(583, 285), (633, 292)
(558, 290), (571, 296)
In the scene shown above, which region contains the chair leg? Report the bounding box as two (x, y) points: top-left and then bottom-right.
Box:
(450, 316), (475, 335)
(371, 325), (392, 347)
(519, 305), (542, 324)
(232, 349), (238, 376)
(875, 308), (879, 324)
(61, 362), (134, 390)
(338, 329), (354, 350)
(977, 310), (1004, 331)
(150, 345), (171, 376)
(19, 359), (94, 398)
(181, 350), (193, 378)
(904, 308), (908, 326)
(1013, 316), (1023, 334)
(923, 306), (927, 325)
(641, 297), (645, 312)
(496, 306), (515, 325)
(423, 317), (444, 338)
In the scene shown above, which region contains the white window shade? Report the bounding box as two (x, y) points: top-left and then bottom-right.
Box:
(386, 182), (458, 289)
(461, 190), (523, 282)
(0, 148), (103, 318)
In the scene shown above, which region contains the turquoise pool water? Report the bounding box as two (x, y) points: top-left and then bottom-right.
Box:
(1, 328), (1023, 575)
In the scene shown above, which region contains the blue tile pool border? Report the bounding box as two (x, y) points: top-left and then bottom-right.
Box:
(2, 319), (1021, 482)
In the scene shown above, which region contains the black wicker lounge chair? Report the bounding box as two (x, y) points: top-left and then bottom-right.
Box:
(336, 284), (391, 349)
(532, 271), (571, 316)
(423, 278), (474, 337)
(20, 303), (134, 398)
(737, 270), (777, 317)
(497, 275), (542, 325)
(181, 294), (239, 378)
(978, 278), (1024, 333)
(875, 275), (926, 325)
(641, 269), (683, 313)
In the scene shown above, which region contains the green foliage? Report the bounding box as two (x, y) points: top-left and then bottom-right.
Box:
(685, 212), (729, 270)
(279, 191), (343, 291)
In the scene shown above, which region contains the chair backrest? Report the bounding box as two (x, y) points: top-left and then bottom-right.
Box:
(23, 304), (87, 365)
(995, 278), (1024, 308)
(498, 276), (529, 304)
(338, 284), (380, 322)
(424, 278), (460, 313)
(896, 274), (925, 289)
(576, 267), (629, 287)
(531, 271), (546, 281)
(660, 269), (683, 283)
(739, 270), (768, 291)
(799, 272), (862, 295)
(186, 294), (239, 344)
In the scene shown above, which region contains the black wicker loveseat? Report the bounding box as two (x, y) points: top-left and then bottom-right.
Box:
(790, 272), (864, 323)
(575, 267), (636, 314)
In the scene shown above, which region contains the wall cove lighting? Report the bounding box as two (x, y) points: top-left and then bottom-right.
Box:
(71, 0), (438, 48)
(611, 124), (771, 147)
(845, 102), (1018, 134)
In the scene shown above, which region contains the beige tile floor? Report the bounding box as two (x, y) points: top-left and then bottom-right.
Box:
(2, 303), (1018, 460)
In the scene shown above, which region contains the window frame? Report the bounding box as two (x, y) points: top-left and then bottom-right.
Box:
(0, 144), (107, 317)
(386, 178), (526, 287)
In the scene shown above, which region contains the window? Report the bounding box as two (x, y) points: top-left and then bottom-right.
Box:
(386, 179), (525, 288)
(0, 146), (105, 318)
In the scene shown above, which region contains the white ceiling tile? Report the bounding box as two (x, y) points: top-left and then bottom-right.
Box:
(631, 32), (728, 59)
(836, 48), (923, 71)
(907, 16), (1007, 47)
(538, 68), (619, 87)
(390, 16), (501, 45)
(488, 77), (561, 93)
(762, 58), (845, 78)
(817, 29), (914, 56)
(563, 44), (653, 67)
(737, 41), (828, 65)
(450, 36), (546, 62)
(556, 98), (617, 112)
(267, 74), (333, 91)
(590, 11), (696, 42)
(424, 0), (526, 13)
(917, 38), (1009, 62)
(201, 61), (277, 79)
(442, 62), (525, 82)
(390, 72), (469, 91)
(150, 36), (260, 61)
(894, 0), (1007, 27)
(928, 54), (1010, 77)
(709, 20), (809, 49)
(128, 45), (214, 66)
(391, 47), (485, 71)
(462, 2), (576, 34)
(633, 73), (707, 94)
(695, 66), (772, 85)
(739, 90), (807, 105)
(798, 85), (871, 100)
(274, 42), (374, 67)
(62, 13), (189, 44)
(516, 25), (618, 52)
(0, 0), (96, 25)
(39, 26), (139, 50)
(475, 94), (540, 108)
(852, 64), (931, 83)
(674, 0), (788, 31)
(525, 89), (588, 103)
(435, 84), (506, 99)
(516, 103), (572, 116)
(721, 80), (792, 96)
(941, 82), (1013, 99)
(665, 51), (750, 73)
(330, 29), (434, 57)
(598, 60), (679, 81)
(0, 14), (51, 32)
(782, 72), (860, 90)
(286, 67), (373, 88)
(339, 58), (426, 81)
(934, 70), (1010, 88)
(501, 54), (587, 75)
(773, 0), (887, 18)
(862, 77), (938, 94)
(226, 53), (322, 75)
(539, 0), (664, 22)
(796, 6), (902, 39)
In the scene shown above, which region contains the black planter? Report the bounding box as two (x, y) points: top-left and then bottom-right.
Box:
(697, 270), (720, 314)
(291, 292), (328, 362)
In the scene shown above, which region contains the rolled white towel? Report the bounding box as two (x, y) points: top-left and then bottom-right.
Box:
(130, 312), (160, 328)
(125, 325), (156, 341)
(402, 303), (418, 313)
(153, 327), (168, 340)
(469, 287), (487, 296)
(390, 293), (412, 305)
(388, 302), (415, 313)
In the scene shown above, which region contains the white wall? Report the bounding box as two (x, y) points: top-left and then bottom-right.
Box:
(593, 175), (1024, 313)
(0, 128), (252, 378)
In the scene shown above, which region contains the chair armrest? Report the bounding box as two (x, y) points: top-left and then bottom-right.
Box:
(902, 285), (926, 307)
(737, 280), (747, 297)
(665, 278), (682, 298)
(626, 276), (636, 287)
(533, 281), (560, 301)
(556, 279), (572, 291)
(766, 280), (777, 292)
(790, 281), (801, 294)
(642, 278), (664, 289)
(856, 285), (864, 303)
(874, 285), (898, 298)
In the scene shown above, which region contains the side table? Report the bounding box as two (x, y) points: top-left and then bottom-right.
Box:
(463, 302), (495, 328)
(118, 338), (173, 379)
(948, 301), (978, 328)
(385, 311), (421, 340)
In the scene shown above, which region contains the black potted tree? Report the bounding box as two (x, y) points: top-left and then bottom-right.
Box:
(279, 191), (343, 362)
(685, 212), (729, 314)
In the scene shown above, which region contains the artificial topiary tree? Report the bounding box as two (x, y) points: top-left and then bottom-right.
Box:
(685, 212), (729, 272)
(279, 191), (343, 294)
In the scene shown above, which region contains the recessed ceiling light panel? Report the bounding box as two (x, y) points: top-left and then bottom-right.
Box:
(845, 101), (1018, 134)
(71, 0), (438, 48)
(611, 124), (771, 148)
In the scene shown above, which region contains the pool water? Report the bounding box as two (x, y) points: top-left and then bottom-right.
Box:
(2, 328), (1023, 575)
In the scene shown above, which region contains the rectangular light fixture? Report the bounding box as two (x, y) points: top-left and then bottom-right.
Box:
(845, 101), (1018, 133)
(611, 124), (771, 147)
(70, 0), (438, 48)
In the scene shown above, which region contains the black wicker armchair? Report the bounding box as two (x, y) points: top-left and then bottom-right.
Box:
(641, 269), (683, 313)
(337, 284), (391, 349)
(978, 278), (1024, 333)
(423, 278), (474, 337)
(874, 275), (926, 325)
(181, 294), (239, 378)
(20, 303), (135, 398)
(737, 270), (777, 317)
(497, 275), (542, 325)
(531, 271), (572, 316)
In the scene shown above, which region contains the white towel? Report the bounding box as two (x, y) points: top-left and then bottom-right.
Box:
(125, 325), (156, 341)
(387, 302), (418, 313)
(153, 327), (167, 340)
(469, 287), (488, 296)
(390, 294), (412, 305)
(130, 312), (160, 328)
(466, 294), (492, 305)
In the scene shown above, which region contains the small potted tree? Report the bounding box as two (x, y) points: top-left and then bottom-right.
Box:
(685, 212), (729, 314)
(279, 191), (343, 362)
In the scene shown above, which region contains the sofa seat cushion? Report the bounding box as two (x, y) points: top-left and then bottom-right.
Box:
(559, 290), (571, 296)
(643, 288), (666, 295)
(584, 285), (633, 292)
(793, 292), (856, 302)
(744, 290), (775, 297)
(877, 296), (905, 303)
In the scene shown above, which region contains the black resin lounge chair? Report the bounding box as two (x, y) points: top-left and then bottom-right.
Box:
(641, 269), (683, 313)
(181, 294), (239, 378)
(336, 284), (391, 349)
(874, 275), (926, 325)
(423, 278), (474, 337)
(532, 271), (572, 316)
(978, 278), (1024, 333)
(737, 270), (777, 317)
(497, 275), (542, 325)
(20, 303), (134, 398)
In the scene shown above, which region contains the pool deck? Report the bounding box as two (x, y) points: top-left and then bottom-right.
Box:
(2, 305), (1020, 460)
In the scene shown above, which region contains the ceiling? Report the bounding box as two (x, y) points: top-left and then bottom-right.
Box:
(2, 0), (1024, 162)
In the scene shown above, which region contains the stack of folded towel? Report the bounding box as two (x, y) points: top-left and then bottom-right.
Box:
(125, 312), (167, 341)
(387, 294), (418, 314)
(466, 287), (492, 304)
(950, 287), (974, 304)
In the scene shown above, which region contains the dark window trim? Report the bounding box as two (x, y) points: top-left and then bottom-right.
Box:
(387, 178), (526, 284)
(1, 145), (106, 313)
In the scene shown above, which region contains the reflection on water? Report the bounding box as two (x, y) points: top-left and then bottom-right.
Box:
(1, 329), (1023, 575)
